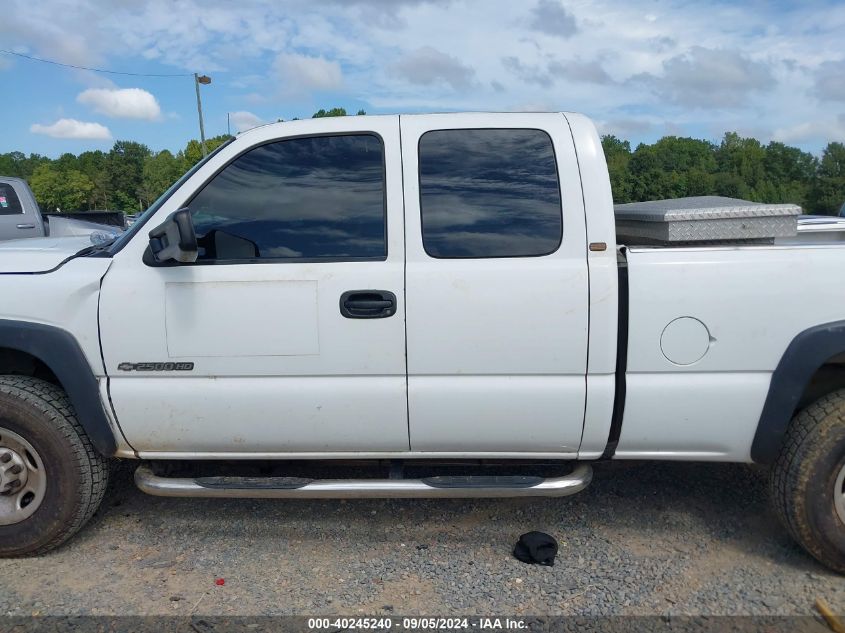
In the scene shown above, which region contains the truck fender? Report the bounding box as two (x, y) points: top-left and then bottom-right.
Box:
(0, 319), (117, 456)
(751, 320), (845, 464)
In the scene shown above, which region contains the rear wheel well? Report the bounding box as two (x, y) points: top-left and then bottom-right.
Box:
(798, 353), (845, 413)
(0, 348), (59, 386)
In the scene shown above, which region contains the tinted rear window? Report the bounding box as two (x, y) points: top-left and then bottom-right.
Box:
(418, 128), (562, 258)
(0, 183), (23, 215)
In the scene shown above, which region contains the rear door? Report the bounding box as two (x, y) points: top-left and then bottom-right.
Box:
(400, 113), (589, 455)
(0, 181), (41, 240)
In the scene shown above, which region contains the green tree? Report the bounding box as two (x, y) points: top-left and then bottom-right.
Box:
(762, 141), (817, 208)
(183, 135), (232, 168)
(764, 141), (817, 185)
(54, 152), (80, 174)
(628, 137), (716, 200)
(0, 152), (23, 176)
(140, 150), (187, 207)
(601, 135), (633, 203)
(29, 164), (94, 212)
(77, 150), (110, 209)
(107, 141), (151, 211)
(714, 133), (767, 200)
(0, 152), (50, 180)
(312, 107), (348, 118)
(809, 142), (845, 215)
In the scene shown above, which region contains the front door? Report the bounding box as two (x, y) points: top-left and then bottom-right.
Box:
(400, 113), (589, 455)
(100, 116), (408, 456)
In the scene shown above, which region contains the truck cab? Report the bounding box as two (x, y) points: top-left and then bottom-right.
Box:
(100, 113), (605, 459)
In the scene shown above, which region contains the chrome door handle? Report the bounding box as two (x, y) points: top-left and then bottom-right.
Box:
(16, 224), (36, 230)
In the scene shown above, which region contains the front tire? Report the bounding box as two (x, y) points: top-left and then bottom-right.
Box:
(771, 389), (845, 573)
(0, 376), (109, 556)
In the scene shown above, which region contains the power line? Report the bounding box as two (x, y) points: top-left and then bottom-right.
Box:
(0, 49), (194, 77)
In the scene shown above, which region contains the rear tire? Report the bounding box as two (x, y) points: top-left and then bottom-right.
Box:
(0, 376), (108, 556)
(770, 389), (845, 573)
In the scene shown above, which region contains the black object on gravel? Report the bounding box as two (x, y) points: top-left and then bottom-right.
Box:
(513, 531), (558, 566)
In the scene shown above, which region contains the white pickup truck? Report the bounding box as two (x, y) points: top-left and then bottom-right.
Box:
(1, 113), (843, 573)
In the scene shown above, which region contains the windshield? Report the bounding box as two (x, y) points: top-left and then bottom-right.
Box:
(107, 138), (234, 254)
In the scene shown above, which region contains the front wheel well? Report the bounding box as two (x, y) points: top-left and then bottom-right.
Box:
(0, 348), (59, 385)
(0, 321), (117, 457)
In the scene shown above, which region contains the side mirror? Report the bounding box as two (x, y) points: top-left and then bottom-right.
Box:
(148, 208), (198, 263)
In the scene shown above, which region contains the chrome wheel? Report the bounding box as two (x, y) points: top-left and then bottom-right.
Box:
(0, 426), (46, 526)
(836, 462), (845, 526)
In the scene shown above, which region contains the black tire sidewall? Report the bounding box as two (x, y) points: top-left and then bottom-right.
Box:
(0, 391), (85, 555)
(803, 423), (845, 565)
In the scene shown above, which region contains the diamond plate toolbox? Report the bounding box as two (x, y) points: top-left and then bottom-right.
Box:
(614, 196), (801, 245)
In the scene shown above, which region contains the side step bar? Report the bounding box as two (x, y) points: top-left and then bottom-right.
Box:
(134, 464), (593, 499)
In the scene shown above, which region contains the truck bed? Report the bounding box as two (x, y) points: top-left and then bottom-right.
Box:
(617, 240), (845, 460)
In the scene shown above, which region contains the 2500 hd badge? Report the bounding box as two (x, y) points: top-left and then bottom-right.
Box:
(117, 362), (195, 372)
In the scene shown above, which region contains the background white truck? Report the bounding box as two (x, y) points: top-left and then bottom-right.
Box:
(0, 112), (843, 574)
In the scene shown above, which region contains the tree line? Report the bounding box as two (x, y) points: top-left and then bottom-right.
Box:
(0, 135), (232, 214)
(603, 133), (845, 215)
(1, 106), (843, 215)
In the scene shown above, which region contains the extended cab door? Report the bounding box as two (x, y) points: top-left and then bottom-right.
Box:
(99, 116), (408, 456)
(400, 113), (589, 455)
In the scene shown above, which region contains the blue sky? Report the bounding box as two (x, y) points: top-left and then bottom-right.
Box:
(3, 0), (845, 157)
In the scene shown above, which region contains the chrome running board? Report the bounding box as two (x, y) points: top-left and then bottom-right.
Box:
(134, 464), (592, 499)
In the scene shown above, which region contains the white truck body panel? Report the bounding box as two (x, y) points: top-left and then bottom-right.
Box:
(0, 236), (91, 273)
(617, 244), (845, 460)
(0, 257), (109, 369)
(563, 113), (619, 458)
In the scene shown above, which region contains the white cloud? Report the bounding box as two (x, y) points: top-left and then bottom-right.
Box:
(230, 111), (265, 132)
(814, 59), (845, 102)
(774, 115), (845, 145)
(637, 47), (776, 108)
(529, 0), (578, 38)
(273, 53), (343, 92)
(392, 47), (475, 91)
(598, 117), (656, 138)
(503, 57), (553, 88)
(550, 58), (615, 85)
(30, 118), (111, 140)
(504, 56), (614, 88)
(77, 87), (161, 120)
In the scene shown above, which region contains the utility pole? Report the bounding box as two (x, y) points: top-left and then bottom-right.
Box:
(194, 73), (212, 157)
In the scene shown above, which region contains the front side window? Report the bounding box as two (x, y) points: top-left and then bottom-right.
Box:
(0, 183), (23, 216)
(188, 134), (386, 262)
(418, 128), (562, 258)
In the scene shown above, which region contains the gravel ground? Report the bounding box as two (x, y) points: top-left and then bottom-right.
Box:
(0, 460), (843, 617)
